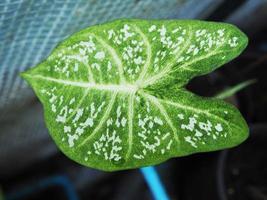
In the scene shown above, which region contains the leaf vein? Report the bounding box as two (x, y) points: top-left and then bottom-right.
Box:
(141, 92), (180, 145)
(159, 97), (241, 132)
(133, 25), (152, 85)
(126, 93), (135, 160)
(78, 92), (118, 148)
(92, 34), (126, 84)
(143, 27), (193, 87)
(66, 88), (90, 123)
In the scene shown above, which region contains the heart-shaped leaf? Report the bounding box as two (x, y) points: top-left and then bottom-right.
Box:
(21, 19), (249, 171)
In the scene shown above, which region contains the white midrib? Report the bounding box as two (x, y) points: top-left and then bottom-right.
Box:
(31, 75), (138, 93)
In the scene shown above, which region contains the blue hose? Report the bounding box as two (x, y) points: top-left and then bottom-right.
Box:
(140, 166), (170, 200)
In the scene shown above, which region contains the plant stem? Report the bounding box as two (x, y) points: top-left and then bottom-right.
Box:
(215, 79), (256, 99)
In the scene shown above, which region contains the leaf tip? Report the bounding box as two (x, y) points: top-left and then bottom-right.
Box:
(231, 109), (250, 147)
(20, 71), (27, 79)
(20, 68), (35, 86)
(20, 70), (31, 81)
(230, 23), (249, 51)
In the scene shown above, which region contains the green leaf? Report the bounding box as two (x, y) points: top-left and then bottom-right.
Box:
(21, 19), (249, 171)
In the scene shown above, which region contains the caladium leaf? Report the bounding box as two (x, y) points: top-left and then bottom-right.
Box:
(21, 19), (249, 171)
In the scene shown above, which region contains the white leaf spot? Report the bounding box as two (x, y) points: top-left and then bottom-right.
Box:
(94, 51), (105, 60)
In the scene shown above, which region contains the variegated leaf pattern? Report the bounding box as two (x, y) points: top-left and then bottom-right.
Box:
(22, 19), (249, 171)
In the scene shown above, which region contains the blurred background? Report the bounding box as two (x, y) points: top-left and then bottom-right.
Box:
(0, 0), (267, 199)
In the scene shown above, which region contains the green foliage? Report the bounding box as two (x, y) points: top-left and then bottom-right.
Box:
(21, 19), (249, 171)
